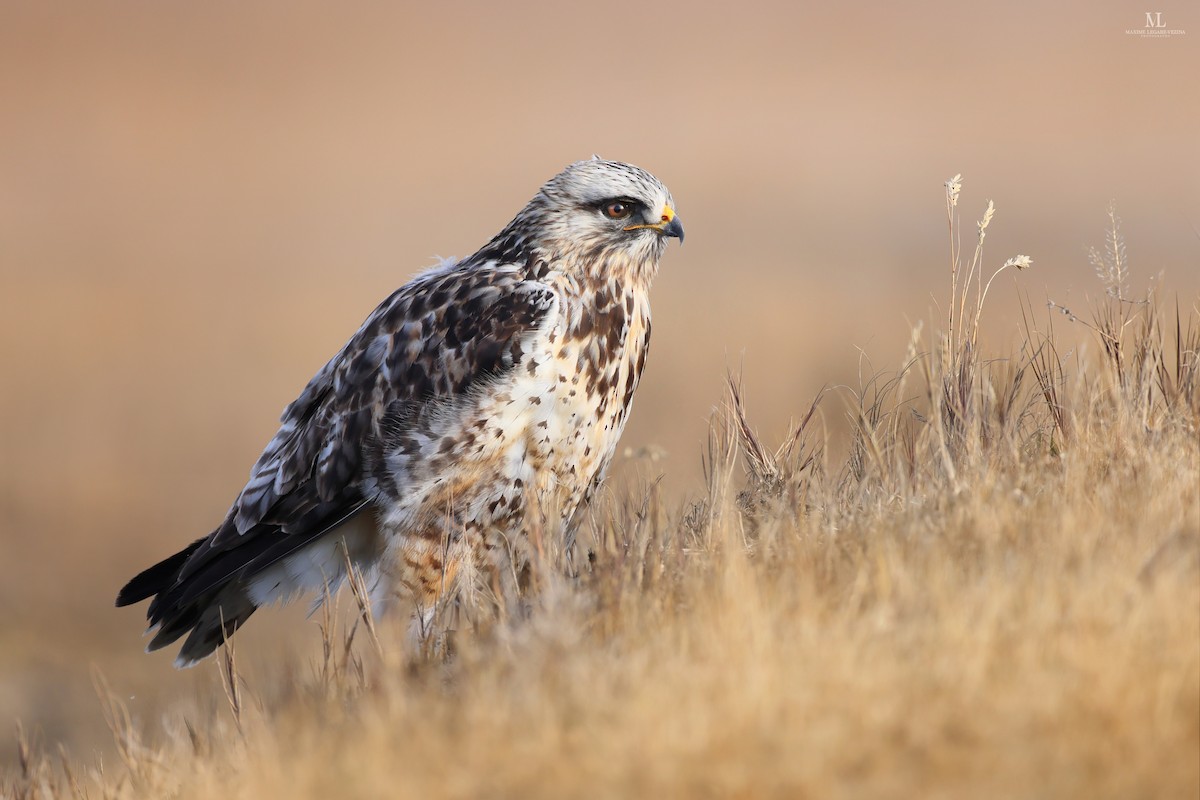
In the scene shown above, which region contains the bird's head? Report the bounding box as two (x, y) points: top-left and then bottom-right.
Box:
(484, 158), (683, 282)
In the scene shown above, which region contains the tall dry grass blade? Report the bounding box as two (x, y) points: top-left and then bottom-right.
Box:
(15, 721), (31, 785)
(92, 667), (154, 786)
(1020, 299), (1071, 448)
(945, 173), (962, 359)
(57, 743), (85, 800)
(340, 539), (383, 658)
(216, 615), (244, 738)
(726, 372), (775, 489)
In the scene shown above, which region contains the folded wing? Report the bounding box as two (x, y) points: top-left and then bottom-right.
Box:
(116, 259), (558, 665)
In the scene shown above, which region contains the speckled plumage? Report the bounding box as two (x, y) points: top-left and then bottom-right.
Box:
(116, 159), (683, 666)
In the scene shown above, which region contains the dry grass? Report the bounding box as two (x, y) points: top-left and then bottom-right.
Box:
(6, 188), (1198, 799)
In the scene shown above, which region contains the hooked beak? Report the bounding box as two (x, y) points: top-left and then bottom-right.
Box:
(624, 204), (685, 244)
(661, 215), (685, 244)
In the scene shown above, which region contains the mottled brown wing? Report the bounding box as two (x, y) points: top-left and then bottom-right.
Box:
(176, 261), (558, 580)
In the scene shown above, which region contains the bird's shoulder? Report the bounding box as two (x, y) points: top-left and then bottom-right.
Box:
(321, 258), (559, 403)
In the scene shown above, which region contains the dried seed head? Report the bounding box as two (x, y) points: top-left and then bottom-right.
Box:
(1004, 255), (1033, 270)
(978, 200), (995, 238)
(945, 174), (963, 207)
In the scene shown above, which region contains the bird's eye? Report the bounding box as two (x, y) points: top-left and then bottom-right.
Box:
(602, 201), (633, 220)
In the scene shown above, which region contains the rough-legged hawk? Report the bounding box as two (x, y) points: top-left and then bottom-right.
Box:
(116, 159), (684, 667)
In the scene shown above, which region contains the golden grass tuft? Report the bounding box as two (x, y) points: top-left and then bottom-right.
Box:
(6, 188), (1198, 799)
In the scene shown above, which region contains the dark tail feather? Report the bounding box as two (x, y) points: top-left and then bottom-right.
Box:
(175, 601), (256, 669)
(115, 538), (205, 607)
(115, 491), (369, 667)
(115, 534), (261, 666)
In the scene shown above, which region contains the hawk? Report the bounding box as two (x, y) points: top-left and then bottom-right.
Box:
(116, 159), (684, 667)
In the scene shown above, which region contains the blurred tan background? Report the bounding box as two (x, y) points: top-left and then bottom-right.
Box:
(1, 0), (1197, 764)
